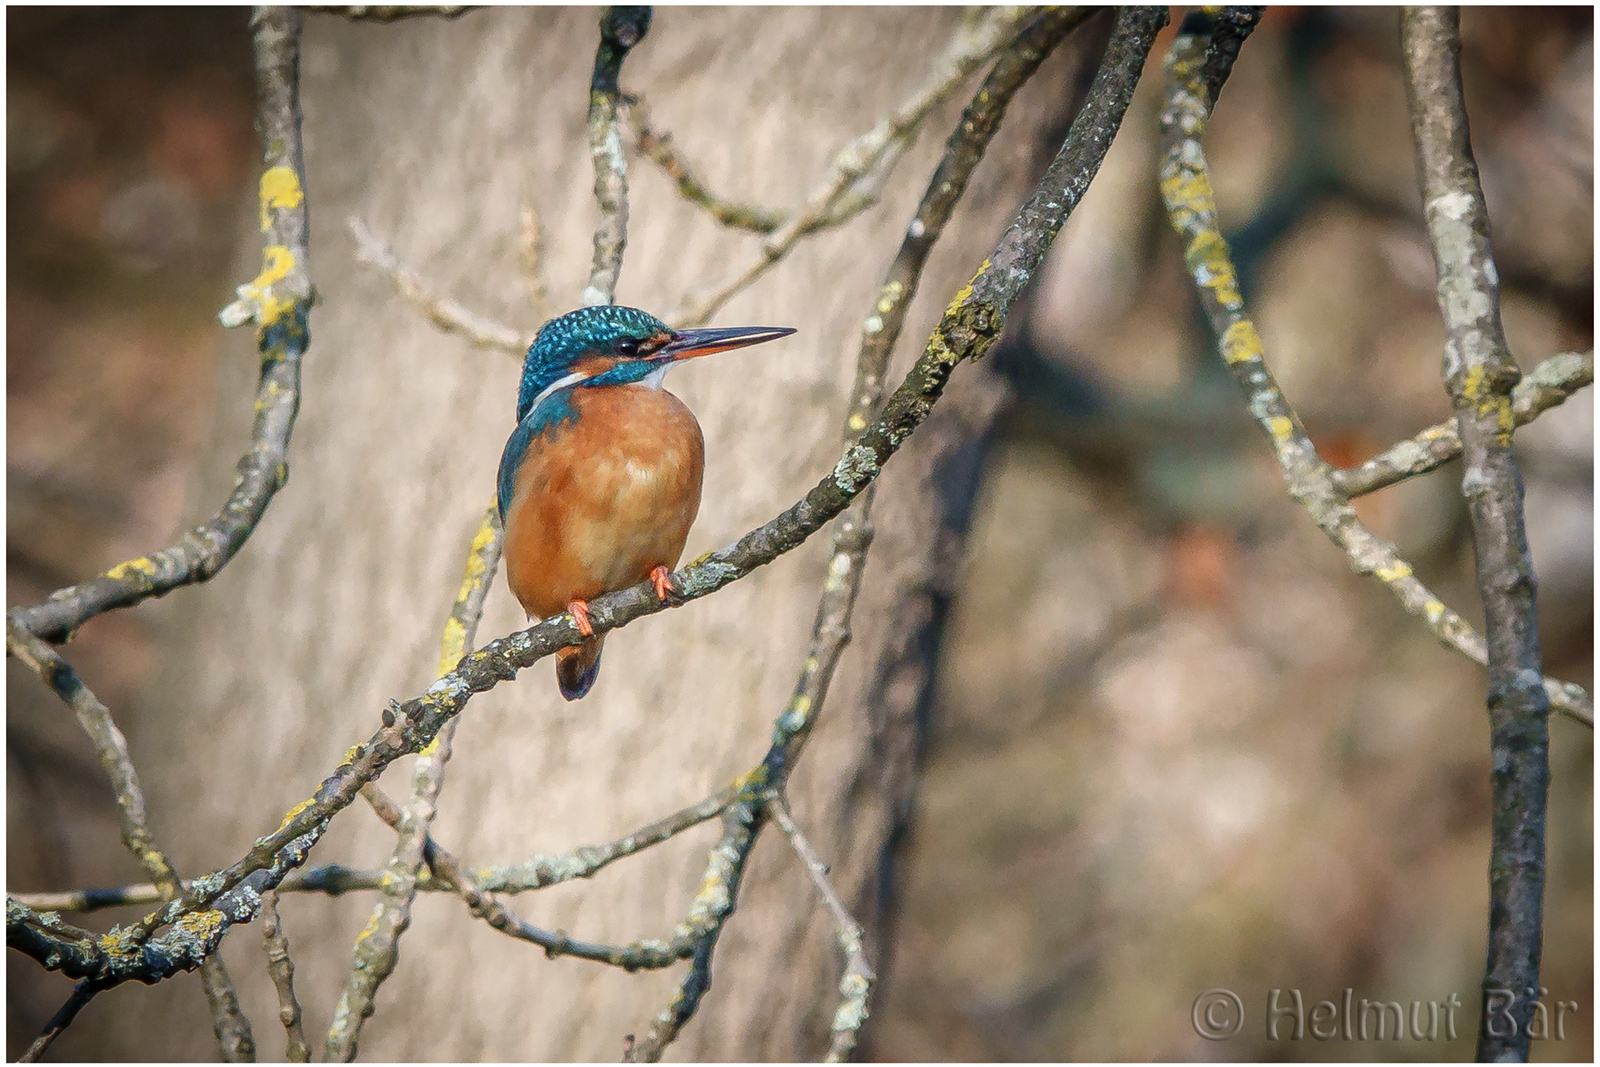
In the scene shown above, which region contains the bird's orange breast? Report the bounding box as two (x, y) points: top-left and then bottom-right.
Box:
(503, 384), (705, 621)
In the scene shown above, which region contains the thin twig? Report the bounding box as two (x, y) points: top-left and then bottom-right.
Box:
(583, 5), (651, 306)
(1333, 350), (1593, 498)
(201, 955), (258, 1062)
(663, 6), (1051, 327)
(623, 92), (786, 233)
(10, 6), (312, 645)
(18, 980), (103, 1063)
(260, 891), (311, 1062)
(6, 618), (256, 1060)
(349, 216), (530, 353)
(769, 798), (874, 1063)
(326, 506), (503, 1061)
(1156, 11), (1591, 730)
(1402, 10), (1552, 1059)
(7, 4), (1163, 997)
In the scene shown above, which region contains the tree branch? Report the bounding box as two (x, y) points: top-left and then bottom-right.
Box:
(663, 6), (1057, 328)
(583, 5), (651, 306)
(1334, 350), (1593, 499)
(326, 505), (503, 1061)
(348, 216), (530, 353)
(769, 798), (874, 1064)
(11, 5), (311, 645)
(260, 891), (311, 1063)
(1401, 9), (1552, 1059)
(1156, 10), (1591, 731)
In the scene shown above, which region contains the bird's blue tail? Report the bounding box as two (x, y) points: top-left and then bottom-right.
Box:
(556, 636), (604, 700)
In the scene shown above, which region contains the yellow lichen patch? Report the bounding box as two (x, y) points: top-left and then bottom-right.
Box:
(1424, 599), (1446, 625)
(259, 166), (304, 231)
(1160, 170), (1214, 216)
(847, 413), (867, 432)
(1267, 416), (1294, 442)
(276, 797), (316, 833)
(239, 244), (299, 328)
(790, 694), (813, 718)
(353, 910), (383, 945)
(1376, 560), (1413, 583)
(436, 616), (468, 677)
(173, 908), (225, 941)
(942, 261), (986, 319)
(730, 765), (768, 794)
(1461, 364), (1486, 401)
(1220, 320), (1263, 365)
(106, 556), (159, 582)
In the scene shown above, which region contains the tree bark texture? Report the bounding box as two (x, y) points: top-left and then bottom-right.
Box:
(77, 9), (1081, 1059)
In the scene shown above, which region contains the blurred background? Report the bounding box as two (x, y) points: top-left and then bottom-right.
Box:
(7, 7), (1591, 1062)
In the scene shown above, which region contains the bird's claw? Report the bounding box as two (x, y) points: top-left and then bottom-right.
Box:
(650, 566), (685, 605)
(567, 599), (594, 637)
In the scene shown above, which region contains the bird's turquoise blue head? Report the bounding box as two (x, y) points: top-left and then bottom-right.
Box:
(514, 306), (796, 423)
(516, 306), (670, 423)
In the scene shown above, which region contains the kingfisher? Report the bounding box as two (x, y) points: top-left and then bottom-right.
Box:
(498, 305), (795, 700)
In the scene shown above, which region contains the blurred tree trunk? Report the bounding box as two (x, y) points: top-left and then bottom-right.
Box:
(77, 9), (1080, 1059)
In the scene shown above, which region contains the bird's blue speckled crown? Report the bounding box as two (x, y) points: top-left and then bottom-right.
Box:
(516, 306), (669, 423)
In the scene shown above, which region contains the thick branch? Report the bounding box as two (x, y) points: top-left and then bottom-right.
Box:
(1157, 12), (1590, 731)
(1402, 10), (1551, 1060)
(12, 5), (311, 644)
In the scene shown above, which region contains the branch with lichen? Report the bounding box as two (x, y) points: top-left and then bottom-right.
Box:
(260, 891), (311, 1063)
(349, 216), (531, 353)
(6, 619), (256, 1060)
(1157, 10), (1590, 731)
(1334, 350), (1593, 499)
(326, 505), (503, 1061)
(9, 7), (311, 647)
(583, 6), (651, 306)
(769, 798), (874, 1063)
(623, 93), (786, 233)
(1402, 9), (1554, 1059)
(663, 5), (1062, 328)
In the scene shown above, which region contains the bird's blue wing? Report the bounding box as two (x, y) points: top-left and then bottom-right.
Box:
(496, 390), (579, 525)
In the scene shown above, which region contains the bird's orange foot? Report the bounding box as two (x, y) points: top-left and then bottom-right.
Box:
(650, 566), (685, 605)
(567, 599), (594, 637)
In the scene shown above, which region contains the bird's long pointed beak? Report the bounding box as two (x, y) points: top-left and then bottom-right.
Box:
(657, 325), (796, 361)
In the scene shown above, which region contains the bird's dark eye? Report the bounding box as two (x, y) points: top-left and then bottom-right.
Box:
(616, 340), (638, 357)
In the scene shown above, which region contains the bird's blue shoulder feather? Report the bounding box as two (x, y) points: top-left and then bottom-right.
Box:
(497, 388), (580, 523)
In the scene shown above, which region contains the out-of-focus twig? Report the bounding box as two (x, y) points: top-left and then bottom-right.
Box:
(664, 6), (1056, 327)
(623, 93), (786, 234)
(349, 216), (531, 353)
(11, 6), (312, 645)
(327, 506), (503, 1061)
(1402, 9), (1553, 1059)
(18, 980), (103, 1063)
(1157, 10), (1591, 730)
(261, 891), (311, 1062)
(6, 617), (256, 1061)
(1334, 350), (1593, 499)
(583, 5), (651, 306)
(769, 799), (874, 1063)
